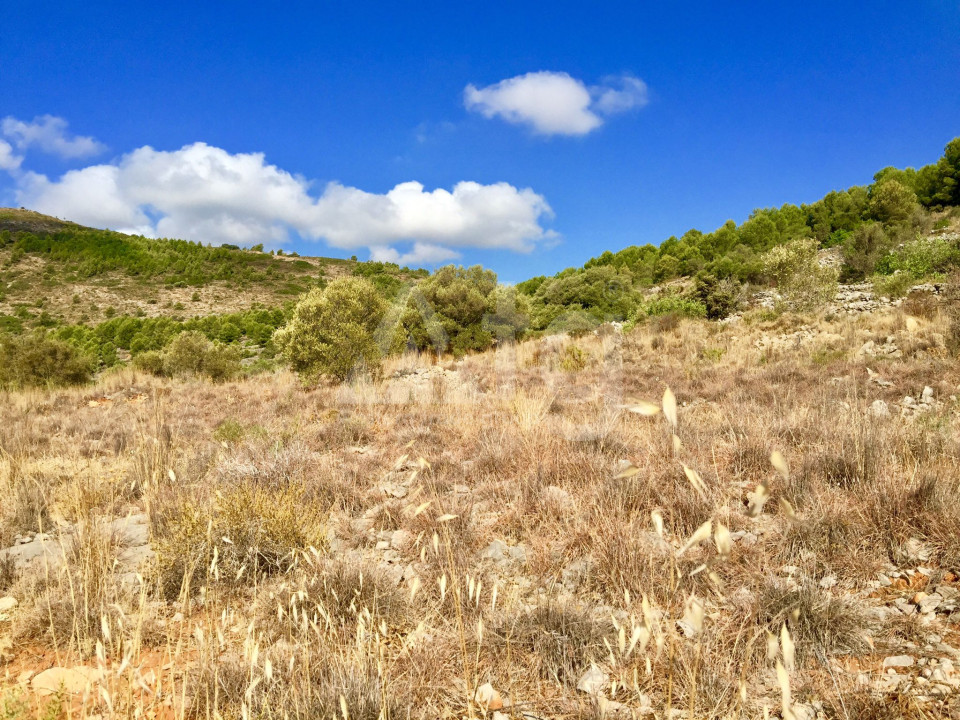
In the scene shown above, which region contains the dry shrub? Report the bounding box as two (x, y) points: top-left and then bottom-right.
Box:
(257, 558), (412, 640)
(901, 290), (939, 319)
(152, 478), (327, 599)
(0, 553), (17, 592)
(187, 643), (406, 720)
(0, 469), (50, 543)
(491, 602), (610, 687)
(754, 580), (874, 665)
(12, 518), (128, 654)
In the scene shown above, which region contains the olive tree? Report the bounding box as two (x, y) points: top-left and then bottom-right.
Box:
(274, 277), (388, 383)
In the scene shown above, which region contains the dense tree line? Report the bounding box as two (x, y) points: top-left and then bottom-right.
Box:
(518, 137), (960, 328)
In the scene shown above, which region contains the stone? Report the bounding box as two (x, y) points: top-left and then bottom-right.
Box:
(919, 594), (944, 614)
(351, 517), (374, 534)
(792, 704), (817, 720)
(482, 539), (508, 562)
(819, 574), (838, 589)
(32, 667), (103, 696)
(390, 529), (412, 551)
(543, 485), (574, 510)
(0, 596), (17, 613)
(883, 655), (915, 668)
(474, 682), (503, 710)
(869, 399), (890, 418)
(577, 664), (608, 695)
(922, 386), (935, 403)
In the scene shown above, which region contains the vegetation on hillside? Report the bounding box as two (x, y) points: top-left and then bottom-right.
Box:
(519, 137), (960, 328)
(1, 138), (959, 386)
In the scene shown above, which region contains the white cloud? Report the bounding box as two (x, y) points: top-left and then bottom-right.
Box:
(0, 139), (22, 171)
(464, 71), (649, 136)
(370, 242), (461, 266)
(14, 141), (554, 264)
(2, 115), (106, 159)
(592, 75), (649, 115)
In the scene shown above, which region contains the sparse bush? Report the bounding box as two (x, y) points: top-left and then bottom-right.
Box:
(274, 277), (388, 383)
(762, 238), (838, 311)
(153, 480), (327, 598)
(492, 603), (609, 687)
(0, 332), (95, 388)
(559, 344), (588, 371)
(160, 330), (242, 382)
(132, 350), (164, 375)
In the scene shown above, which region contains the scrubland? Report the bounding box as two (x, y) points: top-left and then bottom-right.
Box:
(2, 290), (960, 720)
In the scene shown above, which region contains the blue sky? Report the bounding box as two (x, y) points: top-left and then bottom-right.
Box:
(2, 1), (959, 282)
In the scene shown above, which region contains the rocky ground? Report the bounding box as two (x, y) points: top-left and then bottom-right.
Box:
(2, 283), (960, 719)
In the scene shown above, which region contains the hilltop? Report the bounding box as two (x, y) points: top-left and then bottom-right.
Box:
(0, 207), (423, 329)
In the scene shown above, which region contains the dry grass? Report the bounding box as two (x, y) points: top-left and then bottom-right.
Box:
(2, 301), (960, 718)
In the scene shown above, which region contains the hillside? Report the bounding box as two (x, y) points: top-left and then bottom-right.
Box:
(0, 208), (421, 330)
(3, 284), (960, 718)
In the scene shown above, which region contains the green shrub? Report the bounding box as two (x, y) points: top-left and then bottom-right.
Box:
(842, 223), (891, 279)
(762, 238), (838, 312)
(876, 236), (960, 279)
(637, 295), (707, 319)
(694, 273), (741, 319)
(162, 331), (210, 376)
(0, 333), (95, 389)
(871, 272), (913, 299)
(133, 350), (165, 375)
(559, 344), (588, 371)
(161, 331), (242, 382)
(213, 418), (245, 444)
(274, 277), (388, 383)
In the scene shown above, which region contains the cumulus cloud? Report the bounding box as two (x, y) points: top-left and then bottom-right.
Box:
(14, 141), (554, 264)
(0, 139), (22, 171)
(2, 115), (106, 159)
(464, 71), (648, 136)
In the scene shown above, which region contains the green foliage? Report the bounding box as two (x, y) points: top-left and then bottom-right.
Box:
(160, 331), (242, 382)
(762, 238), (838, 312)
(213, 418), (245, 444)
(868, 179), (919, 224)
(875, 235), (960, 280)
(133, 350), (164, 375)
(0, 332), (95, 389)
(842, 223), (891, 279)
(397, 265), (527, 356)
(694, 273), (742, 320)
(870, 272), (913, 299)
(559, 344), (588, 371)
(274, 277), (388, 382)
(636, 294), (707, 319)
(526, 266), (640, 332)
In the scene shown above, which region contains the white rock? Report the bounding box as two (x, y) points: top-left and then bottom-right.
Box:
(32, 667), (103, 696)
(577, 664), (608, 695)
(0, 596), (18, 613)
(883, 654), (915, 668)
(474, 682), (503, 710)
(869, 399), (890, 418)
(922, 386), (935, 403)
